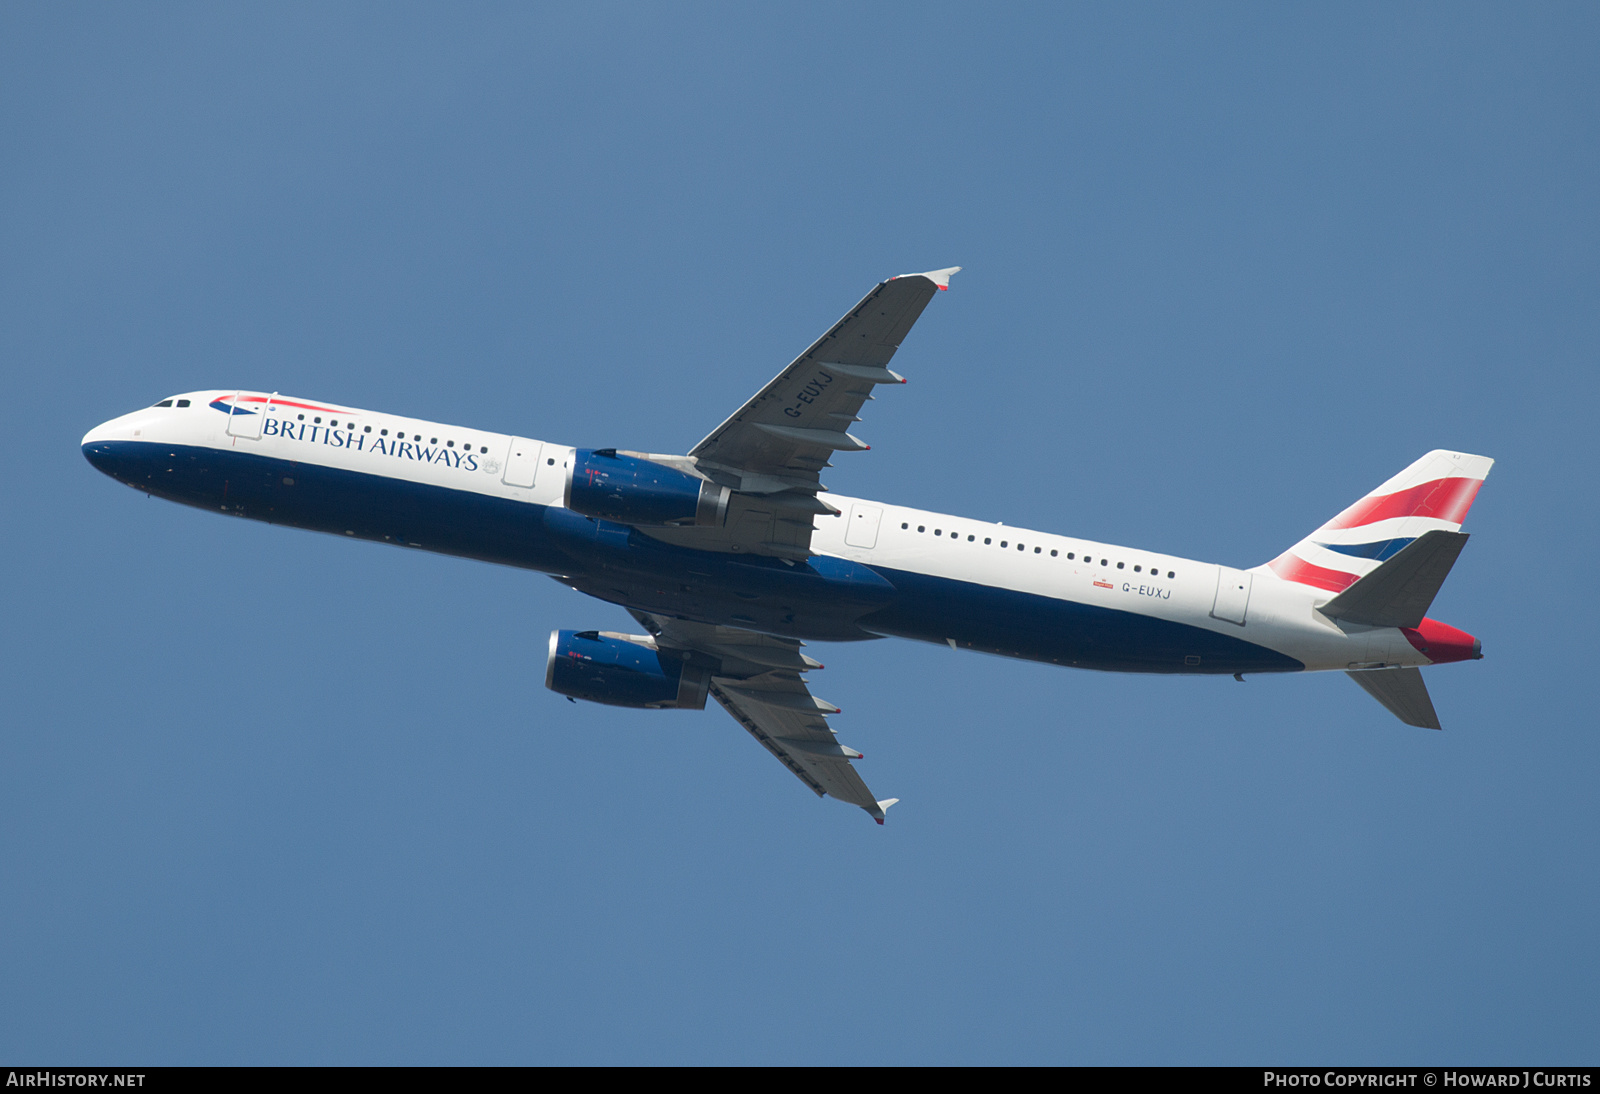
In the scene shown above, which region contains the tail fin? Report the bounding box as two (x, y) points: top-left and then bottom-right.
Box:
(1264, 450), (1494, 594)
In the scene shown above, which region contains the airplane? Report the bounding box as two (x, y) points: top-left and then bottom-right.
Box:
(81, 267), (1492, 823)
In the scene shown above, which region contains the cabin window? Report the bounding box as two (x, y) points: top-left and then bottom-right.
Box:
(1067, 552), (1075, 560)
(548, 457), (555, 464)
(1117, 562), (1124, 569)
(1050, 549), (1058, 556)
(430, 438), (437, 444)
(364, 426), (371, 433)
(1000, 541), (1008, 548)
(918, 525), (925, 533)
(901, 522), (908, 529)
(176, 399), (190, 407)
(314, 417), (322, 424)
(1134, 565), (1141, 572)
(447, 440), (455, 447)
(934, 529), (942, 536)
(1100, 559), (1108, 566)
(1034, 547), (1042, 554)
(984, 538), (991, 545)
(968, 535), (975, 542)
(297, 414), (305, 421)
(1167, 571), (1176, 578)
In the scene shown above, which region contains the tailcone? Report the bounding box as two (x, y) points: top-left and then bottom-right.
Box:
(1401, 618), (1481, 664)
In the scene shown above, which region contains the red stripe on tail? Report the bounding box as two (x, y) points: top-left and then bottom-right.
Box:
(1267, 553), (1360, 592)
(1322, 477), (1482, 531)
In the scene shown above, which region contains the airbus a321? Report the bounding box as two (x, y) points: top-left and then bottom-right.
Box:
(82, 268), (1491, 823)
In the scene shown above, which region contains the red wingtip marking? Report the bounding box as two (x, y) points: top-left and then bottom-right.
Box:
(864, 446), (871, 451)
(875, 818), (884, 825)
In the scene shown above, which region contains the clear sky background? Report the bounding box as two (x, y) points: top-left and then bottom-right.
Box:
(3, 3), (1596, 1065)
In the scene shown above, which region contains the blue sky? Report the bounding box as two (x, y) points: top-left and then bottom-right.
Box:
(3, 3), (1596, 1064)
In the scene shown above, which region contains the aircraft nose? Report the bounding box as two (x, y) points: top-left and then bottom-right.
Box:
(81, 411), (152, 482)
(82, 435), (116, 474)
(82, 427), (125, 479)
(82, 420), (114, 450)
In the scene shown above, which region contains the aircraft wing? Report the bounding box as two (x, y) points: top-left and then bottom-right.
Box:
(630, 610), (899, 823)
(640, 268), (957, 561)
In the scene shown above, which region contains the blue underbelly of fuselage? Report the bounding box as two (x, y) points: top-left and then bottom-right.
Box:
(83, 440), (1303, 675)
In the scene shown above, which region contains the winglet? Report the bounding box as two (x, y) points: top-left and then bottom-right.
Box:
(868, 797), (901, 825)
(892, 266), (961, 290)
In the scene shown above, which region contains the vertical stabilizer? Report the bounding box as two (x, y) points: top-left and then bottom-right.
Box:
(1263, 450), (1494, 594)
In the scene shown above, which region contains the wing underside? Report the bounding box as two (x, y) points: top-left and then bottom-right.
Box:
(630, 610), (898, 822)
(640, 268), (957, 561)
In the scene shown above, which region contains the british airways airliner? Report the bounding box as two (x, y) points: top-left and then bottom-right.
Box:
(82, 268), (1491, 823)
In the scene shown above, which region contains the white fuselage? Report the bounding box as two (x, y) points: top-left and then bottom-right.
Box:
(83, 390), (1433, 676)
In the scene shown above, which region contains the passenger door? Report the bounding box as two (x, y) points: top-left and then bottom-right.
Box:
(844, 504), (883, 549)
(1210, 566), (1253, 625)
(501, 437), (543, 488)
(225, 391), (268, 440)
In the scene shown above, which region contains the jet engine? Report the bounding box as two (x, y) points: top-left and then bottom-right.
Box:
(545, 629), (710, 710)
(565, 449), (729, 527)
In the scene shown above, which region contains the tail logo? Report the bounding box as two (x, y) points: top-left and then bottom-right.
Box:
(1264, 452), (1493, 594)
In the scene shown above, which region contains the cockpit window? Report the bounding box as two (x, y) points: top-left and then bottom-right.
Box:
(154, 400), (173, 408)
(176, 399), (190, 407)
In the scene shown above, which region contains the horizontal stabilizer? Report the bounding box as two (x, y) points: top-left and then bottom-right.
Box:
(1347, 667), (1441, 730)
(1320, 530), (1469, 628)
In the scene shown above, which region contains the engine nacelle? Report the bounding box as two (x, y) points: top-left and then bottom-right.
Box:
(565, 449), (728, 527)
(545, 629), (710, 710)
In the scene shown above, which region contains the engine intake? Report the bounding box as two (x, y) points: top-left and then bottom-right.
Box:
(545, 629), (710, 710)
(565, 449), (728, 527)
